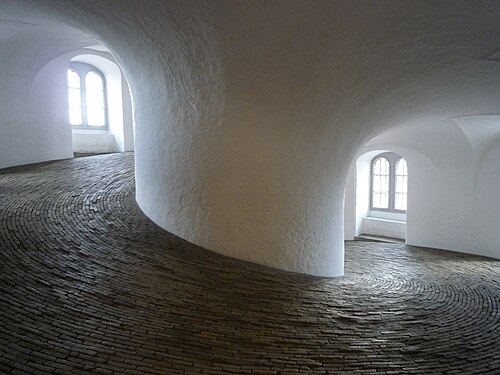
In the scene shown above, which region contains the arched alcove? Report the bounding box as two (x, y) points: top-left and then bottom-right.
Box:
(69, 49), (134, 154)
(0, 3), (119, 168)
(345, 149), (409, 242)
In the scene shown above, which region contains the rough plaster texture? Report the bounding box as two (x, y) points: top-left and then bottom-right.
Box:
(1, 1), (500, 275)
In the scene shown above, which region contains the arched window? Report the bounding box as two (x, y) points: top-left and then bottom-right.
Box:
(394, 158), (408, 211)
(67, 62), (107, 129)
(372, 157), (390, 209)
(371, 153), (407, 212)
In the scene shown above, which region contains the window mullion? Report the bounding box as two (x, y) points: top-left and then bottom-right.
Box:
(389, 161), (396, 211)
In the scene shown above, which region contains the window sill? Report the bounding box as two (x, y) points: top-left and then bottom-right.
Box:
(365, 216), (405, 224)
(72, 128), (109, 135)
(362, 216), (406, 240)
(368, 210), (406, 222)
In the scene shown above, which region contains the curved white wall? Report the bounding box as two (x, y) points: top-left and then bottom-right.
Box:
(0, 32), (78, 168)
(1, 1), (500, 275)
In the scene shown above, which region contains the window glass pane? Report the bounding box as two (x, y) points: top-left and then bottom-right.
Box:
(87, 107), (105, 126)
(67, 69), (82, 125)
(69, 106), (82, 125)
(372, 157), (389, 209)
(67, 69), (80, 88)
(85, 71), (105, 126)
(395, 158), (408, 211)
(68, 88), (81, 107)
(85, 71), (103, 91)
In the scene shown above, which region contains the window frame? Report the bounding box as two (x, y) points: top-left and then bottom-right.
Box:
(371, 156), (390, 210)
(370, 152), (407, 213)
(394, 157), (408, 211)
(68, 62), (108, 130)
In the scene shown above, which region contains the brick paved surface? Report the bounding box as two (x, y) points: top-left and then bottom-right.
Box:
(0, 152), (499, 374)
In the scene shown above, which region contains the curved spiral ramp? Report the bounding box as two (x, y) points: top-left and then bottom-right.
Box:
(0, 153), (498, 374)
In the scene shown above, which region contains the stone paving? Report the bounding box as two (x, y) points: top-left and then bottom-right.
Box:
(0, 152), (499, 374)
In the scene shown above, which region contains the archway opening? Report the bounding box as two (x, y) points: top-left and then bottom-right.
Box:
(0, 9), (136, 168)
(69, 47), (134, 156)
(344, 150), (408, 243)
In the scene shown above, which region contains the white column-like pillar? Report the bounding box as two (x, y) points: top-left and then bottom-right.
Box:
(123, 10), (349, 276)
(115, 1), (350, 276)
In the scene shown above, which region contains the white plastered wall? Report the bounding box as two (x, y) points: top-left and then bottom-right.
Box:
(0, 24), (133, 169)
(0, 35), (74, 169)
(1, 1), (500, 276)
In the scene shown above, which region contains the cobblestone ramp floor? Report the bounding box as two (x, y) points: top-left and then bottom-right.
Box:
(0, 153), (499, 374)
